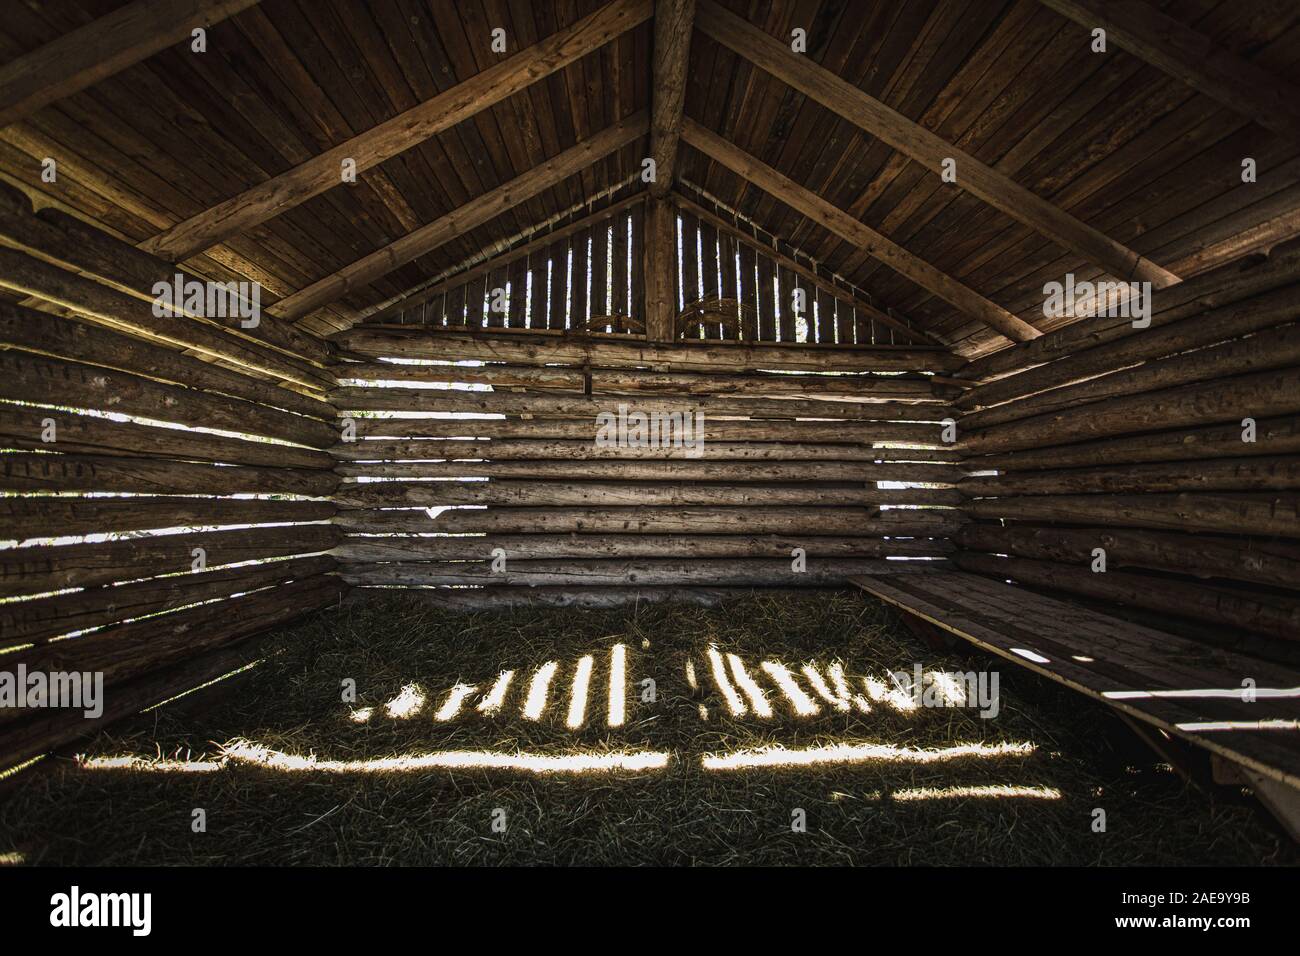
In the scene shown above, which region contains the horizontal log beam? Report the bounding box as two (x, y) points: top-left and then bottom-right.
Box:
(332, 327), (964, 372)
(960, 367), (1300, 455)
(337, 459), (959, 484)
(341, 557), (939, 588)
(968, 415), (1300, 472)
(956, 523), (1300, 590)
(333, 438), (962, 465)
(0, 403), (333, 470)
(960, 284), (1300, 414)
(0, 299), (333, 421)
(334, 533), (951, 562)
(2, 496), (334, 541)
(961, 456), (1300, 496)
(331, 388), (950, 421)
(345, 417), (944, 444)
(337, 361), (941, 399)
(963, 321), (1300, 431)
(0, 453), (339, 497)
(0, 350), (338, 449)
(962, 492), (1300, 538)
(336, 480), (963, 508)
(337, 506), (965, 536)
(377, 586), (837, 610)
(2, 554), (335, 646)
(0, 524), (341, 598)
(961, 238), (1300, 382)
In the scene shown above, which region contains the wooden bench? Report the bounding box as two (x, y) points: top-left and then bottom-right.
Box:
(850, 571), (1300, 838)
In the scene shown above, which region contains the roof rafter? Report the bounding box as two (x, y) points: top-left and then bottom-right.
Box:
(0, 0), (261, 129)
(680, 118), (1041, 343)
(138, 0), (654, 263)
(270, 112), (651, 324)
(1041, 0), (1300, 143)
(695, 0), (1181, 291)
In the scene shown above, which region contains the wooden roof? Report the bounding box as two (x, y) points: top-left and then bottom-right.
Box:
(1, 0), (1297, 358)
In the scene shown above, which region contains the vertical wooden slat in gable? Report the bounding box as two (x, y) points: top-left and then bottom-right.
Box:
(629, 204), (645, 331)
(589, 218), (609, 328)
(444, 284), (465, 327)
(718, 231), (738, 338)
(834, 286), (854, 346)
(507, 257), (528, 329)
(680, 211), (700, 313)
(549, 238), (570, 331)
(756, 252), (776, 342)
(737, 239), (757, 341)
(464, 273), (486, 328)
(699, 222), (720, 338)
(815, 283), (837, 344)
(777, 265), (800, 342)
(529, 250), (549, 330)
(570, 226), (590, 331)
(611, 209), (629, 329)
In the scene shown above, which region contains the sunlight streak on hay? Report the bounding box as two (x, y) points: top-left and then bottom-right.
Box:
(801, 663), (851, 712)
(0, 850), (23, 865)
(522, 661), (559, 720)
(78, 755), (223, 773)
(727, 653), (772, 718)
(928, 671), (968, 707)
(608, 644), (627, 728)
(477, 670), (514, 715)
(348, 707), (374, 724)
(892, 784), (1061, 802)
(434, 683), (479, 722)
(702, 740), (1034, 771)
(761, 661), (820, 716)
(864, 676), (917, 712)
(707, 645), (746, 716)
(684, 658), (698, 691)
(222, 742), (669, 774)
(384, 684), (426, 719)
(566, 655), (594, 729)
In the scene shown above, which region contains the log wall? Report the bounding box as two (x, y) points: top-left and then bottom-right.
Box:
(0, 183), (345, 770)
(330, 325), (966, 598)
(956, 244), (1300, 656)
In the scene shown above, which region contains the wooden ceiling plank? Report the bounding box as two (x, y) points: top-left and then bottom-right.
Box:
(680, 118), (1040, 343)
(1040, 0), (1300, 142)
(138, 0), (653, 263)
(271, 112), (650, 322)
(0, 0), (261, 129)
(695, 0), (1182, 291)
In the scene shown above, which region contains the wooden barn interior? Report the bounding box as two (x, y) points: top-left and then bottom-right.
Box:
(1, 0), (1299, 864)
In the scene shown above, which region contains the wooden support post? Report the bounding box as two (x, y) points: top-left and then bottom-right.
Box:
(644, 195), (678, 341)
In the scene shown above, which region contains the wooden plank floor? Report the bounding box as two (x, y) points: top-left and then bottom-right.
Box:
(850, 571), (1300, 788)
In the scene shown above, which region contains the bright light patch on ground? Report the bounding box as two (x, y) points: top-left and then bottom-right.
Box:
(523, 661), (559, 720)
(608, 644), (627, 728)
(566, 655), (594, 729)
(435, 683), (479, 722)
(727, 653), (772, 718)
(761, 661), (820, 716)
(349, 707), (374, 724)
(702, 740), (1034, 771)
(384, 684), (426, 719)
(707, 646), (746, 716)
(478, 670), (514, 715)
(892, 785), (1062, 801)
(0, 851), (25, 865)
(863, 676), (916, 712)
(801, 664), (851, 712)
(684, 658), (698, 691)
(81, 745), (671, 775)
